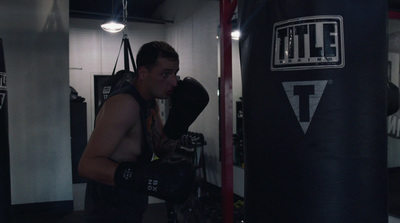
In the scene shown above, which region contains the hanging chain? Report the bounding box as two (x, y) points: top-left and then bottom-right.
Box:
(122, 0), (128, 34)
(122, 0), (128, 25)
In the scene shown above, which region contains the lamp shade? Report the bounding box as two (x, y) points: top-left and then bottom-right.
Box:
(101, 19), (125, 33)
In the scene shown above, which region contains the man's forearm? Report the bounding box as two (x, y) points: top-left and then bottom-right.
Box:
(78, 156), (119, 185)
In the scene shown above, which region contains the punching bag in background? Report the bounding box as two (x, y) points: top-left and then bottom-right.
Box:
(238, 1), (388, 222)
(0, 39), (11, 222)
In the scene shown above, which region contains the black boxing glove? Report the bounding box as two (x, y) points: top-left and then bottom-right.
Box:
(114, 155), (195, 203)
(164, 77), (209, 140)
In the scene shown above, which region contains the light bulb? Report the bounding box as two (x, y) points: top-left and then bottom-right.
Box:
(101, 21), (125, 33)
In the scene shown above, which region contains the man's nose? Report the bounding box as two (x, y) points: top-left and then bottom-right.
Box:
(170, 75), (178, 87)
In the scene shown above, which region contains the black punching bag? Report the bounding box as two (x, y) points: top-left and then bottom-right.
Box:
(238, 1), (388, 222)
(0, 39), (11, 222)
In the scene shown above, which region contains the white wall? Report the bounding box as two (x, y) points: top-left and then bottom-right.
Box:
(0, 0), (72, 205)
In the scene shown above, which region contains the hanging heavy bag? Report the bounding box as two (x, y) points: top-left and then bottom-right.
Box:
(100, 35), (137, 106)
(239, 0), (388, 222)
(101, 70), (136, 100)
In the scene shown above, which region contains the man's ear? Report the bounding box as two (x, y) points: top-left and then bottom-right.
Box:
(137, 66), (147, 80)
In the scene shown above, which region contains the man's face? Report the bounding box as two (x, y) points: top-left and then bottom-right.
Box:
(144, 57), (179, 100)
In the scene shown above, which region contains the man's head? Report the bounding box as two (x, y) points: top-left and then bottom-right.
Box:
(135, 41), (180, 100)
(136, 41), (179, 71)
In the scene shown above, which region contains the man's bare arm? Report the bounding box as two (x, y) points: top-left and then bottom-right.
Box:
(78, 95), (141, 185)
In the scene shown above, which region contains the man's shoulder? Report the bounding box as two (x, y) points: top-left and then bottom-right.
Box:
(95, 94), (141, 129)
(112, 85), (148, 106)
(106, 93), (140, 109)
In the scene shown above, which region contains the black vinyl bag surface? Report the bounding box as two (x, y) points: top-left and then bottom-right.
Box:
(238, 1), (388, 222)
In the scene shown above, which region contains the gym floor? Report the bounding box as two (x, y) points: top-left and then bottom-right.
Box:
(10, 173), (398, 223)
(10, 183), (244, 223)
(11, 203), (168, 223)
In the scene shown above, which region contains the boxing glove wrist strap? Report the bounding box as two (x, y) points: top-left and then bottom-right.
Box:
(114, 162), (139, 189)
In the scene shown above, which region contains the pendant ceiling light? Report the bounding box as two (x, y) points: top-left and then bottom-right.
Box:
(101, 0), (128, 33)
(101, 20), (125, 33)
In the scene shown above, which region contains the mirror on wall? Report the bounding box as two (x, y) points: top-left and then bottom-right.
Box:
(217, 22), (244, 168)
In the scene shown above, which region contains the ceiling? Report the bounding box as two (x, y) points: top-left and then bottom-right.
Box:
(70, 0), (400, 24)
(69, 0), (171, 24)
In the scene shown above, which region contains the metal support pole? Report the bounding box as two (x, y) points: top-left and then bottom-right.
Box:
(219, 0), (237, 222)
(123, 36), (129, 71)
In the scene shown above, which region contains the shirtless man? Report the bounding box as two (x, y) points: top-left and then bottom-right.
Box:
(78, 41), (209, 222)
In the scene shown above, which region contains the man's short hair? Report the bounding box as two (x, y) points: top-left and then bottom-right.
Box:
(136, 41), (179, 71)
